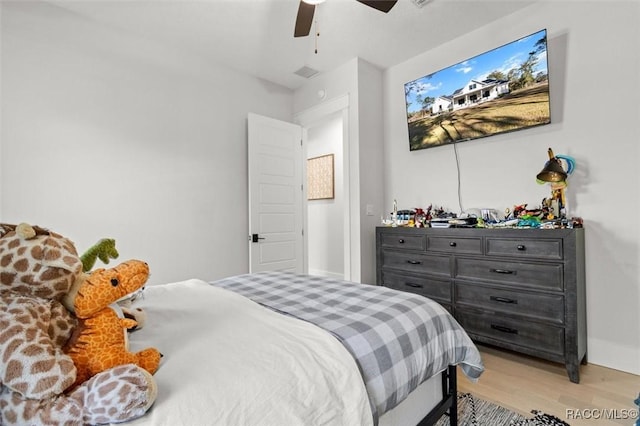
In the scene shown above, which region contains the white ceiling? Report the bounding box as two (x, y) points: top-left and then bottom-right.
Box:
(47, 0), (535, 90)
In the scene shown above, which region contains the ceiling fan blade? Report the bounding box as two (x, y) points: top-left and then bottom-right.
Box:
(294, 1), (315, 37)
(356, 0), (398, 13)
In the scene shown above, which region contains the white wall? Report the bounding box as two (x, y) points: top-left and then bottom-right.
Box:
(0, 2), (3, 216)
(307, 113), (344, 278)
(383, 1), (640, 374)
(356, 60), (385, 284)
(0, 1), (293, 284)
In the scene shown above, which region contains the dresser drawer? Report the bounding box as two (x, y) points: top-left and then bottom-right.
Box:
(456, 310), (564, 356)
(376, 226), (586, 383)
(381, 251), (449, 276)
(427, 236), (482, 254)
(486, 237), (563, 260)
(382, 271), (451, 303)
(456, 258), (563, 291)
(456, 283), (564, 324)
(379, 232), (426, 251)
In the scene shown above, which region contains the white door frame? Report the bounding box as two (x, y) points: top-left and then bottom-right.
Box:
(294, 95), (351, 280)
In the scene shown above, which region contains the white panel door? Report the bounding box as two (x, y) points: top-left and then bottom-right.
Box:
(248, 113), (304, 273)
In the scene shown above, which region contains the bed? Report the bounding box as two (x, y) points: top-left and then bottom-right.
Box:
(121, 271), (484, 426)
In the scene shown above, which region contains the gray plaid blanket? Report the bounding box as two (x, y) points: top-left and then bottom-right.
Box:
(211, 271), (484, 423)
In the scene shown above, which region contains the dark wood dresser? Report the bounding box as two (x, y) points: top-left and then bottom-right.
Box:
(375, 226), (586, 383)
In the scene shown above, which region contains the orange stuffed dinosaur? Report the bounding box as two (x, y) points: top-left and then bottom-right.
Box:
(64, 260), (162, 387)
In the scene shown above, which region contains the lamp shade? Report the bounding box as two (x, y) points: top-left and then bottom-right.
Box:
(537, 148), (568, 182)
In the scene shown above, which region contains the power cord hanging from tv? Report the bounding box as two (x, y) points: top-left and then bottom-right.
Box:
(453, 142), (464, 214)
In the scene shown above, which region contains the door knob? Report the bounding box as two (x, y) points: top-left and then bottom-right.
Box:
(251, 234), (265, 243)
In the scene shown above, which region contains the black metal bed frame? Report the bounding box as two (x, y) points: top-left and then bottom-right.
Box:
(416, 365), (458, 426)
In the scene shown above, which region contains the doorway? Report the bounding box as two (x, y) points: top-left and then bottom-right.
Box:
(306, 112), (344, 279)
(295, 94), (351, 281)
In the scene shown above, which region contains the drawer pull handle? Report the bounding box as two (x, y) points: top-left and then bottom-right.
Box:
(406, 260), (422, 265)
(491, 324), (518, 334)
(490, 296), (518, 304)
(398, 239), (405, 244)
(405, 282), (423, 289)
(490, 268), (515, 275)
(517, 245), (526, 251)
(449, 242), (457, 247)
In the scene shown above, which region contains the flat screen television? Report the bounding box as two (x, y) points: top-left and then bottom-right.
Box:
(404, 29), (550, 151)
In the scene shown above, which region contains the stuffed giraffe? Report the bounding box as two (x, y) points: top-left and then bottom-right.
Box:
(64, 260), (162, 387)
(79, 237), (148, 331)
(0, 223), (157, 425)
(0, 223), (82, 399)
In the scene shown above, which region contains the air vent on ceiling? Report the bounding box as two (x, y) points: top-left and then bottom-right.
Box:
(411, 0), (431, 7)
(294, 66), (319, 79)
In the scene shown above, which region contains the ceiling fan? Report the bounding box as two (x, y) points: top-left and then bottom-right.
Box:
(294, 0), (398, 37)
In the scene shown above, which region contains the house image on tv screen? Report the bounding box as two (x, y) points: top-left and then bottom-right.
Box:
(404, 29), (550, 151)
(432, 78), (510, 114)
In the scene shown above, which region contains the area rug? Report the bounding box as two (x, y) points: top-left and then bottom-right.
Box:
(435, 392), (571, 426)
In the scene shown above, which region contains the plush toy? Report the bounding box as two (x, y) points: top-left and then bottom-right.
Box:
(0, 223), (157, 425)
(120, 296), (148, 331)
(79, 237), (147, 331)
(80, 238), (119, 272)
(63, 259), (162, 388)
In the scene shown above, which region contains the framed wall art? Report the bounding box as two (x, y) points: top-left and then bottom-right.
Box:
(307, 154), (334, 200)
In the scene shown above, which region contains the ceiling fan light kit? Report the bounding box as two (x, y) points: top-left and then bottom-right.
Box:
(294, 0), (398, 38)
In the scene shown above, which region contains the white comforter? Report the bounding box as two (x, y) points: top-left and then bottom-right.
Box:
(120, 279), (373, 426)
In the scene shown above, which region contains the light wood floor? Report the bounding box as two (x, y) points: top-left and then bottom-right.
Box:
(457, 344), (640, 426)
